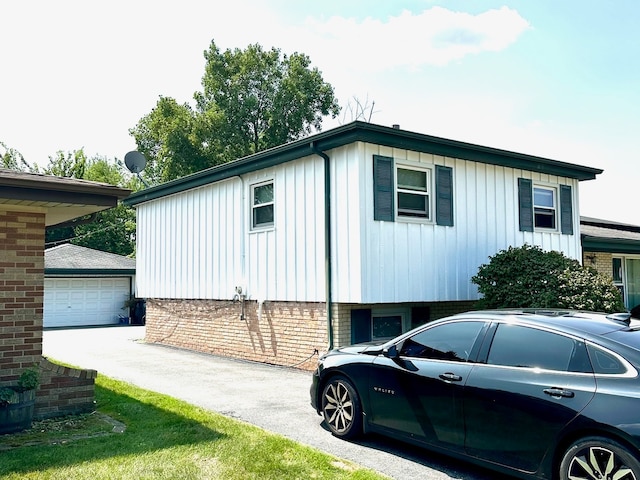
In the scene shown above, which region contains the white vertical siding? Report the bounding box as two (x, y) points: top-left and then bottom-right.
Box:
(341, 142), (583, 304)
(245, 155), (325, 301)
(134, 141), (583, 305)
(135, 178), (243, 299)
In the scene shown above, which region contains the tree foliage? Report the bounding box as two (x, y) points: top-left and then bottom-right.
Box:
(0, 142), (34, 172)
(44, 150), (138, 256)
(471, 244), (625, 313)
(130, 40), (340, 184)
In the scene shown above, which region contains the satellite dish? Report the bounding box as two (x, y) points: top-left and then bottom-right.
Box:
(124, 151), (150, 188)
(124, 151), (147, 174)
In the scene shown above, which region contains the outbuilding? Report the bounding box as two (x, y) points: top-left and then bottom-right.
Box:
(44, 244), (136, 328)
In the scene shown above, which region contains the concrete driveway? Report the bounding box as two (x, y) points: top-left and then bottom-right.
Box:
(43, 326), (510, 480)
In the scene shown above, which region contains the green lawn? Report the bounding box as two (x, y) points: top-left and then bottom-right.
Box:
(0, 375), (386, 480)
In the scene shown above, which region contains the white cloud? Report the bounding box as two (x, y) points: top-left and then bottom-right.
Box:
(299, 6), (531, 72)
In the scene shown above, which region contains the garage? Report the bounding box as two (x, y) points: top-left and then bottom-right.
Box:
(44, 244), (136, 328)
(44, 277), (131, 328)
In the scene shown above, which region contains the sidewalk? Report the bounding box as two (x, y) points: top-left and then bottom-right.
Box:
(43, 326), (498, 480)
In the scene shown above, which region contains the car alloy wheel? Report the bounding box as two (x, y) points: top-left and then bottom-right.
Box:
(321, 376), (362, 439)
(561, 437), (639, 480)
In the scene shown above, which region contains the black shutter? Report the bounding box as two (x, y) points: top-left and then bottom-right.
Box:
(435, 165), (454, 226)
(518, 178), (534, 232)
(373, 155), (394, 222)
(411, 306), (431, 329)
(560, 185), (573, 235)
(351, 309), (372, 344)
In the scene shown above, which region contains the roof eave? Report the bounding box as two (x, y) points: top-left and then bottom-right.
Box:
(124, 121), (603, 207)
(581, 236), (640, 254)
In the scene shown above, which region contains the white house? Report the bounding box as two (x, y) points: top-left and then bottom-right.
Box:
(124, 121), (602, 369)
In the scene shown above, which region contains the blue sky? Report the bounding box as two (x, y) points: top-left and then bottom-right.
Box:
(1, 1), (638, 224)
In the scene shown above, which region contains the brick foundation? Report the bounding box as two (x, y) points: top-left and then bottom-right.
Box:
(145, 298), (477, 371)
(145, 299), (328, 371)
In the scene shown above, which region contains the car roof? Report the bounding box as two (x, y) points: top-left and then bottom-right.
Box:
(449, 309), (633, 338)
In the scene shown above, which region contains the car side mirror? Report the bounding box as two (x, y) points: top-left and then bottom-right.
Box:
(383, 344), (400, 359)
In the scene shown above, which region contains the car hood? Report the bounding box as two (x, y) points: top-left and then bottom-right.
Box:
(329, 340), (388, 356)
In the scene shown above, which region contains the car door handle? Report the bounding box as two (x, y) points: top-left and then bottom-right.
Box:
(543, 387), (575, 398)
(439, 373), (462, 382)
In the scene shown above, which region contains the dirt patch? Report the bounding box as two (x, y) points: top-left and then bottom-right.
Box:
(0, 412), (126, 450)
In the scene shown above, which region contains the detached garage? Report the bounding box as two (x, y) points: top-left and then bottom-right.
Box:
(44, 244), (136, 328)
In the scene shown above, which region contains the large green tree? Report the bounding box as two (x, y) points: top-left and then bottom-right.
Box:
(130, 40), (340, 184)
(472, 244), (625, 313)
(44, 150), (138, 256)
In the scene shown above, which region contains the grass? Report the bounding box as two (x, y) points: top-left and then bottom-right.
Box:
(0, 375), (386, 480)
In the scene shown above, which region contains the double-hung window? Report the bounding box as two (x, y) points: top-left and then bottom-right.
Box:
(533, 186), (557, 229)
(251, 180), (274, 229)
(396, 166), (430, 219)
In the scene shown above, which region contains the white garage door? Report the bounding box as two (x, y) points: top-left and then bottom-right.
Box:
(44, 277), (131, 328)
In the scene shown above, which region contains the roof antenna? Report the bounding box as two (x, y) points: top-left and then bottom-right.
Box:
(124, 151), (150, 188)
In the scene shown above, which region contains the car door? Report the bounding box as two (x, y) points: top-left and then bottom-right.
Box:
(368, 320), (488, 451)
(463, 322), (597, 473)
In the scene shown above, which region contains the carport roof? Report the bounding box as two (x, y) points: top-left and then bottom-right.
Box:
(581, 217), (640, 254)
(45, 244), (136, 275)
(0, 169), (131, 226)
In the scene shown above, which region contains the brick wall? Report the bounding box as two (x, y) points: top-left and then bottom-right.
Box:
(0, 210), (45, 385)
(35, 358), (97, 419)
(145, 299), (328, 371)
(583, 251), (613, 278)
(1, 208), (97, 419)
(146, 299), (477, 371)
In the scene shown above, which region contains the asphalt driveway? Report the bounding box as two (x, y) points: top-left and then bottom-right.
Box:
(43, 326), (508, 480)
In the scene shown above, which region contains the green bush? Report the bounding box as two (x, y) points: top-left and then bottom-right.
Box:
(471, 244), (625, 313)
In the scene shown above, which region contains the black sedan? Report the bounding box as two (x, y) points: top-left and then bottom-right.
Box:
(310, 310), (640, 480)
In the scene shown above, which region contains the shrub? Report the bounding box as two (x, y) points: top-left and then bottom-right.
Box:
(471, 244), (625, 313)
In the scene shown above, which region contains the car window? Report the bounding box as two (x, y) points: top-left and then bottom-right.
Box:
(587, 344), (626, 374)
(487, 324), (590, 372)
(400, 321), (485, 362)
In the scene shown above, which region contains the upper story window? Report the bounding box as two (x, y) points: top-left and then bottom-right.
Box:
(251, 180), (274, 229)
(373, 155), (454, 226)
(518, 178), (573, 235)
(396, 166), (431, 219)
(533, 186), (557, 229)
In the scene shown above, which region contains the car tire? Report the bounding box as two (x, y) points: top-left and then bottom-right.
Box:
(321, 376), (362, 439)
(559, 436), (640, 480)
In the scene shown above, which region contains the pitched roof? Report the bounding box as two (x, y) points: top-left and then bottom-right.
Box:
(580, 217), (640, 254)
(45, 244), (135, 274)
(124, 121), (603, 207)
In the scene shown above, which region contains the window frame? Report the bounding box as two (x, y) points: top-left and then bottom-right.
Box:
(250, 180), (275, 231)
(395, 162), (432, 222)
(371, 309), (409, 340)
(533, 185), (558, 230)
